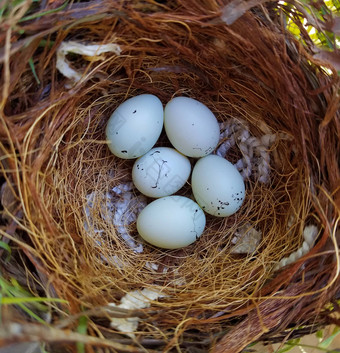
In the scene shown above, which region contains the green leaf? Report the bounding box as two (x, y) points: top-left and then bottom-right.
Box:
(276, 338), (301, 353)
(319, 328), (340, 349)
(331, 326), (340, 335)
(317, 329), (324, 339)
(289, 338), (301, 345)
(288, 20), (301, 38)
(276, 345), (296, 353)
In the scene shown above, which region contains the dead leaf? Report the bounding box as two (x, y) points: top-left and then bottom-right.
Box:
(221, 0), (269, 25)
(333, 17), (340, 35)
(322, 16), (340, 36)
(313, 49), (340, 71)
(56, 41), (121, 83)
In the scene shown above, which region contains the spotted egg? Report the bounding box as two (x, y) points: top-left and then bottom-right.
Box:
(191, 154), (245, 217)
(106, 94), (163, 159)
(132, 147), (191, 198)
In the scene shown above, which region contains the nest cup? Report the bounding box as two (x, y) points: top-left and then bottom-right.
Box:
(0, 1), (339, 352)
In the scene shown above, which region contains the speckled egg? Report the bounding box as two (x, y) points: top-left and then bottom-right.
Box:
(191, 154), (245, 217)
(132, 147), (191, 198)
(106, 94), (163, 159)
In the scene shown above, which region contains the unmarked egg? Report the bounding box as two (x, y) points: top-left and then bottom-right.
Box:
(137, 196), (206, 249)
(191, 155), (245, 217)
(106, 94), (163, 159)
(132, 147), (191, 198)
(164, 97), (220, 158)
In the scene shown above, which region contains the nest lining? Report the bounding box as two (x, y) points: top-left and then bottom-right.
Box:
(82, 118), (304, 266)
(0, 0), (339, 351)
(46, 90), (311, 310)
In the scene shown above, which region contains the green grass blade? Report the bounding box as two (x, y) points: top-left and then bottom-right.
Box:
(29, 57), (40, 85)
(17, 302), (47, 324)
(1, 296), (67, 305)
(19, 1), (69, 22)
(0, 241), (11, 262)
(76, 315), (88, 353)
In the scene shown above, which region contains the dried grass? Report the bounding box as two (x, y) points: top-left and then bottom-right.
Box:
(0, 0), (339, 352)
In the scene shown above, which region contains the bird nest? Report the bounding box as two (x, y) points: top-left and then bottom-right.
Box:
(0, 0), (339, 352)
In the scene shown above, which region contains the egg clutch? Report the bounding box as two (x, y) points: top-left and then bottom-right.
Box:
(106, 94), (245, 249)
